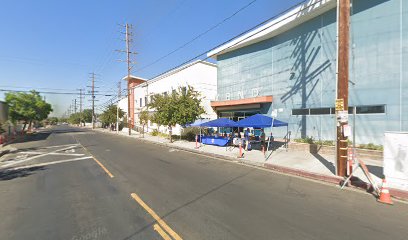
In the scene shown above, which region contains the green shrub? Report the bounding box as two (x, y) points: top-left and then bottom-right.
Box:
(294, 137), (336, 146)
(151, 129), (159, 136)
(294, 136), (314, 144)
(181, 128), (201, 141)
(358, 143), (383, 151)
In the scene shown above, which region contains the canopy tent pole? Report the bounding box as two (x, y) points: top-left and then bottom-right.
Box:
(266, 117), (275, 154)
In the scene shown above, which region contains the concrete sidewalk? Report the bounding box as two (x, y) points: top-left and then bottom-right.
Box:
(93, 127), (407, 201)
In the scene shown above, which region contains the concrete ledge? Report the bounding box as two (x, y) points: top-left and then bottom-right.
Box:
(287, 142), (383, 161)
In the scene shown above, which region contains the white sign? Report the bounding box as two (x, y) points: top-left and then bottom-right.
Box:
(271, 109), (278, 118)
(337, 110), (348, 123)
(342, 124), (351, 137)
(384, 132), (408, 191)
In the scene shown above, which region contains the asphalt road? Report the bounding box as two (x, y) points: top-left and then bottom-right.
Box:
(0, 125), (407, 240)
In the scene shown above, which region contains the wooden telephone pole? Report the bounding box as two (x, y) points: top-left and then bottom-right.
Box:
(88, 73), (98, 129)
(336, 0), (351, 177)
(118, 23), (136, 136)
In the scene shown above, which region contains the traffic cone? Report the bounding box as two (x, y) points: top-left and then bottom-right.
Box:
(238, 142), (243, 158)
(377, 178), (393, 205)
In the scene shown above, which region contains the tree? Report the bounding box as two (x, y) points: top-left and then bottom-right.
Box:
(81, 109), (93, 124)
(139, 109), (149, 138)
(5, 91), (53, 131)
(46, 117), (59, 125)
(149, 86), (204, 142)
(68, 113), (81, 125)
(100, 105), (125, 128)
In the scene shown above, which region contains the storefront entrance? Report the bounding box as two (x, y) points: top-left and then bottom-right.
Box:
(218, 110), (260, 122)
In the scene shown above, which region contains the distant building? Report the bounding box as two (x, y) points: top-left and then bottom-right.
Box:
(120, 60), (217, 135)
(207, 0), (408, 144)
(118, 76), (148, 129)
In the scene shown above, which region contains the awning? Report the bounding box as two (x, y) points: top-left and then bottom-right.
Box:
(235, 114), (288, 128)
(211, 96), (273, 110)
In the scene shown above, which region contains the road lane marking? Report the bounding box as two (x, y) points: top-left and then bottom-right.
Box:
(9, 156), (93, 170)
(130, 193), (182, 240)
(75, 139), (115, 178)
(43, 143), (79, 149)
(91, 157), (114, 178)
(154, 224), (172, 240)
(20, 151), (84, 156)
(1, 145), (79, 168)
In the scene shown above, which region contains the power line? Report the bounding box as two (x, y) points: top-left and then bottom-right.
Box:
(0, 89), (109, 96)
(96, 0), (320, 114)
(145, 0), (318, 82)
(0, 88), (113, 96)
(136, 0), (258, 73)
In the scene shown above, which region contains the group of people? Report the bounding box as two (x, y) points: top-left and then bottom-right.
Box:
(207, 127), (270, 151)
(243, 128), (267, 151)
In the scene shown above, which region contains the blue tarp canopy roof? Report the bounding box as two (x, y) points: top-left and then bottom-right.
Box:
(185, 119), (211, 127)
(200, 118), (237, 127)
(235, 114), (288, 128)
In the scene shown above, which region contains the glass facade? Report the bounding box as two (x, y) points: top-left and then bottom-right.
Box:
(216, 0), (408, 144)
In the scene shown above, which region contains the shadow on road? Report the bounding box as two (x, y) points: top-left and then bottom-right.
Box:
(10, 131), (52, 144)
(0, 166), (46, 181)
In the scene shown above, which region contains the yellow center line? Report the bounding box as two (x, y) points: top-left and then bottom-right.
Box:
(77, 140), (114, 178)
(130, 193), (183, 240)
(154, 224), (172, 240)
(92, 157), (114, 178)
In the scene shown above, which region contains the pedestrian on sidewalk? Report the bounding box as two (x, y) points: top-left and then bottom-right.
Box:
(244, 128), (250, 151)
(260, 129), (266, 151)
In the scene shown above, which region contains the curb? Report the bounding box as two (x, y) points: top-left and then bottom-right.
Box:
(93, 128), (408, 202)
(264, 163), (343, 185)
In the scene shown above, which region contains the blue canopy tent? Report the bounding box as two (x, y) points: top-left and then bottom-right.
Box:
(188, 118), (237, 147)
(235, 114), (288, 128)
(200, 118), (237, 127)
(235, 114), (289, 154)
(185, 119), (210, 127)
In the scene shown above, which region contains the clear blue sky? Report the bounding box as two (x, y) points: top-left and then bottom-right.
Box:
(0, 0), (303, 117)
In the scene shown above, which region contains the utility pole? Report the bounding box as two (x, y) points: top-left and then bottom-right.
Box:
(118, 23), (136, 136)
(91, 73), (95, 129)
(78, 88), (83, 126)
(87, 73), (99, 129)
(336, 0), (350, 177)
(116, 80), (121, 134)
(74, 99), (77, 114)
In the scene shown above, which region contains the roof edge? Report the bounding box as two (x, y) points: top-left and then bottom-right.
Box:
(207, 0), (335, 58)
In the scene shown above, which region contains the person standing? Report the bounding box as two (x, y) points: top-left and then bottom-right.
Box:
(260, 129), (266, 151)
(244, 128), (250, 151)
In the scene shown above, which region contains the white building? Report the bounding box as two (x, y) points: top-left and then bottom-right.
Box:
(121, 60), (217, 135)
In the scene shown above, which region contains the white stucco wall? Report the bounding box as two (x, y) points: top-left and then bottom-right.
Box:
(132, 61), (217, 135)
(118, 97), (128, 115)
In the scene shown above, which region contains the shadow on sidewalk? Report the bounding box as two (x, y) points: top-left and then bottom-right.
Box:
(311, 153), (335, 175)
(366, 165), (384, 179)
